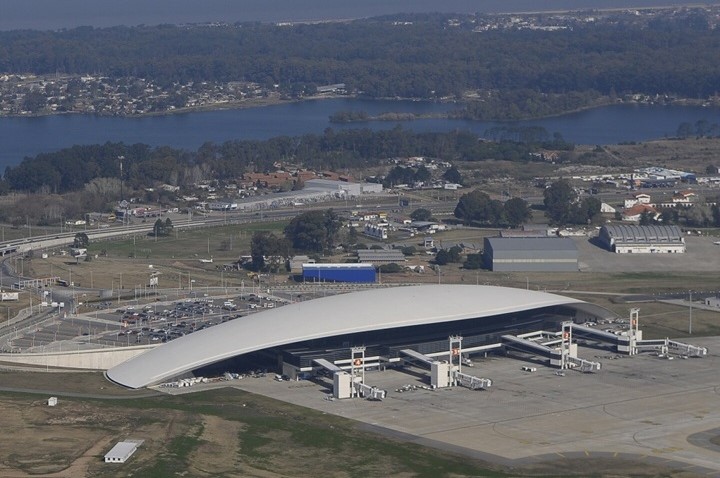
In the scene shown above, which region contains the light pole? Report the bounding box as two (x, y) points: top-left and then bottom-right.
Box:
(118, 155), (124, 201)
(689, 290), (693, 335)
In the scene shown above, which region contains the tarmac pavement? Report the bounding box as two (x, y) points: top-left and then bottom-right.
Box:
(226, 336), (720, 475)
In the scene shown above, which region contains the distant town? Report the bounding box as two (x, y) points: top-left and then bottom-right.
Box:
(2, 4), (720, 117)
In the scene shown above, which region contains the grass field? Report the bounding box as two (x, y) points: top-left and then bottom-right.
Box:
(25, 221), (289, 295)
(0, 384), (512, 478)
(0, 380), (701, 478)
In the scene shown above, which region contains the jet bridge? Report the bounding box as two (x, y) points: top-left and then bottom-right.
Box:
(573, 309), (708, 358)
(401, 338), (492, 390)
(400, 348), (436, 368)
(313, 358), (343, 374)
(326, 347), (389, 400)
(502, 326), (601, 372)
(570, 323), (631, 351)
(634, 338), (708, 357)
(501, 334), (562, 361)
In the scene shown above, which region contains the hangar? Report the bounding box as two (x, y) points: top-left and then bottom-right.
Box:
(598, 224), (685, 253)
(482, 237), (578, 272)
(106, 285), (613, 389)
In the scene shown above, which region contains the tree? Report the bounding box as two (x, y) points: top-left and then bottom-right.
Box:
(454, 190), (503, 226)
(463, 253), (484, 269)
(712, 204), (720, 227)
(434, 249), (450, 265)
(347, 226), (358, 245)
(250, 231), (291, 272)
(284, 209), (341, 252)
(22, 92), (46, 113)
(442, 166), (463, 185)
(676, 122), (693, 138)
(73, 232), (89, 248)
(400, 245), (417, 256)
(153, 218), (174, 236)
(378, 263), (402, 273)
(414, 165), (431, 184)
(638, 211), (655, 225)
(447, 245), (463, 263)
(410, 208), (433, 222)
(543, 180), (577, 225)
(574, 196), (602, 224)
(435, 246), (462, 265)
(503, 198), (531, 227)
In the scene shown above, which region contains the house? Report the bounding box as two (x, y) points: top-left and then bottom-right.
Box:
(622, 204), (660, 222)
(671, 190), (698, 206)
(624, 193), (652, 209)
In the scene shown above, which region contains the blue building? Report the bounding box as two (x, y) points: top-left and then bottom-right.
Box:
(302, 263), (376, 283)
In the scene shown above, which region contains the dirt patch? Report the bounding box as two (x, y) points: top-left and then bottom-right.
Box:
(0, 399), (115, 477)
(187, 414), (244, 476)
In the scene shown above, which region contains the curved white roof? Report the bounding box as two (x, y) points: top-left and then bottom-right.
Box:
(107, 285), (584, 388)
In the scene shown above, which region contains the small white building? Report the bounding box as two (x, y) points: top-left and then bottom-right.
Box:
(104, 439), (144, 464)
(705, 297), (720, 308)
(600, 202), (616, 214)
(47, 397), (58, 407)
(364, 223), (388, 240)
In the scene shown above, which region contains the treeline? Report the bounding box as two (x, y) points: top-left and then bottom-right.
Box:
(676, 119), (720, 139)
(452, 90), (606, 121)
(3, 127), (568, 193)
(0, 16), (719, 99)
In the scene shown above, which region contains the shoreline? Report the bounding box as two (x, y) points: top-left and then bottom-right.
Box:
(3, 94), (717, 123)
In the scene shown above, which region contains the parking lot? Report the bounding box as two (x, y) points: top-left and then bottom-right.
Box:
(3, 292), (294, 353)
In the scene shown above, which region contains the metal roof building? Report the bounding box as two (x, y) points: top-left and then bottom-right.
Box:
(302, 263), (376, 283)
(598, 225), (685, 254)
(483, 237), (578, 272)
(104, 440), (144, 463)
(106, 285), (611, 389)
(356, 249), (406, 265)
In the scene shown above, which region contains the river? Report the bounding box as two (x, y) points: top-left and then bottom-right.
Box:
(0, 0), (698, 31)
(1, 99), (719, 170)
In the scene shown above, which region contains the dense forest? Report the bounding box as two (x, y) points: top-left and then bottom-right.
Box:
(0, 13), (719, 102)
(2, 126), (570, 193)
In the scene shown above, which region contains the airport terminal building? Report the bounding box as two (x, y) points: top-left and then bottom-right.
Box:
(107, 285), (614, 389)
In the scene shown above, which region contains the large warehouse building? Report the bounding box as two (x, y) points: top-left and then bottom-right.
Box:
(598, 224), (685, 253)
(302, 263), (376, 283)
(482, 237), (578, 272)
(106, 285), (613, 389)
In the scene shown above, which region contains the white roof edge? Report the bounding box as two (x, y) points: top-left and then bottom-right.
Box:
(107, 285), (585, 389)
